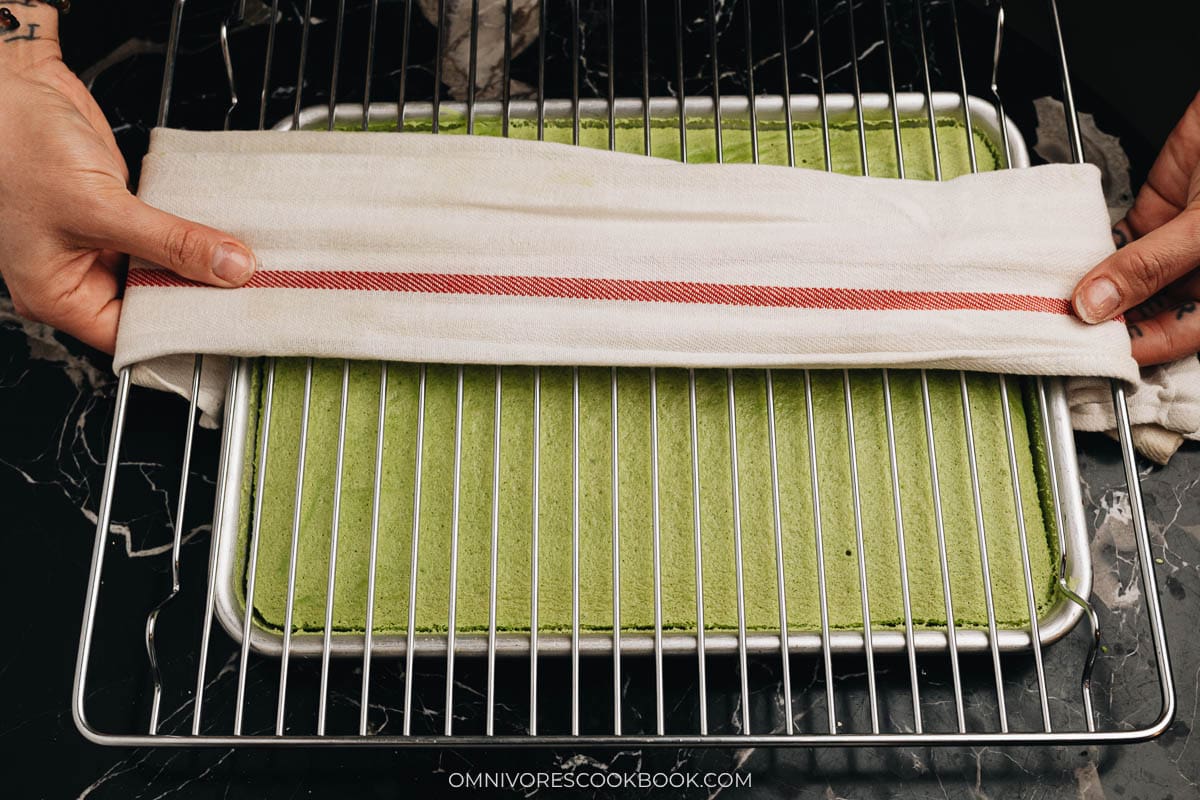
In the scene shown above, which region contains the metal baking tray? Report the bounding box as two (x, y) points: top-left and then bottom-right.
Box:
(211, 93), (1091, 659)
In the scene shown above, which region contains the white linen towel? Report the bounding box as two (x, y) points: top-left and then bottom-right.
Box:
(1069, 357), (1200, 464)
(115, 129), (1139, 424)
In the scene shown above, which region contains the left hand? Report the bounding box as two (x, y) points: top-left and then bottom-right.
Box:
(0, 9), (256, 354)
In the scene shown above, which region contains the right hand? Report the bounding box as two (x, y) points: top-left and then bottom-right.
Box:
(1072, 90), (1200, 366)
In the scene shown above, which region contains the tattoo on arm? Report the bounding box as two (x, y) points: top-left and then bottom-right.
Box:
(1, 1), (50, 43)
(3, 21), (40, 42)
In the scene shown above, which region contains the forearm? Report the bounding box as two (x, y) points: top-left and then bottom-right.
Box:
(0, 1), (61, 73)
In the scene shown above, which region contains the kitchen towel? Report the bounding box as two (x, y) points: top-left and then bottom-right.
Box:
(114, 128), (1138, 419)
(1069, 356), (1200, 464)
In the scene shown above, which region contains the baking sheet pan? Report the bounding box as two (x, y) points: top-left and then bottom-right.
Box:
(210, 93), (1092, 657)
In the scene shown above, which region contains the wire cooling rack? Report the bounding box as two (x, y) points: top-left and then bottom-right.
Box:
(74, 0), (1174, 746)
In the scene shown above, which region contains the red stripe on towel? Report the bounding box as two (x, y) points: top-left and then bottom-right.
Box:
(126, 268), (1074, 315)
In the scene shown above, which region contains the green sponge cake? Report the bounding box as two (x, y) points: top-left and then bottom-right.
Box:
(236, 114), (1056, 637)
(356, 112), (1002, 177)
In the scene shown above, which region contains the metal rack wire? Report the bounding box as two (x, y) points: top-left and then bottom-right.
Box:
(74, 0), (1174, 746)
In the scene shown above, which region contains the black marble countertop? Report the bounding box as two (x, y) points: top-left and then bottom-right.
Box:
(2, 1), (1199, 797)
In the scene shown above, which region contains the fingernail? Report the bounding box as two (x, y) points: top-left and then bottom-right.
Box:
(1076, 277), (1121, 323)
(212, 243), (255, 285)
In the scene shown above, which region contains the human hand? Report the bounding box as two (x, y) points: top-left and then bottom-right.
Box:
(1072, 91), (1200, 366)
(0, 8), (255, 354)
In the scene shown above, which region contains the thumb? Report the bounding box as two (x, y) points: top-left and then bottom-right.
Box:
(91, 194), (257, 287)
(1072, 206), (1200, 324)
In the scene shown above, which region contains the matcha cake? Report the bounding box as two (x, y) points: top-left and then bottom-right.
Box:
(234, 113), (1059, 638)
